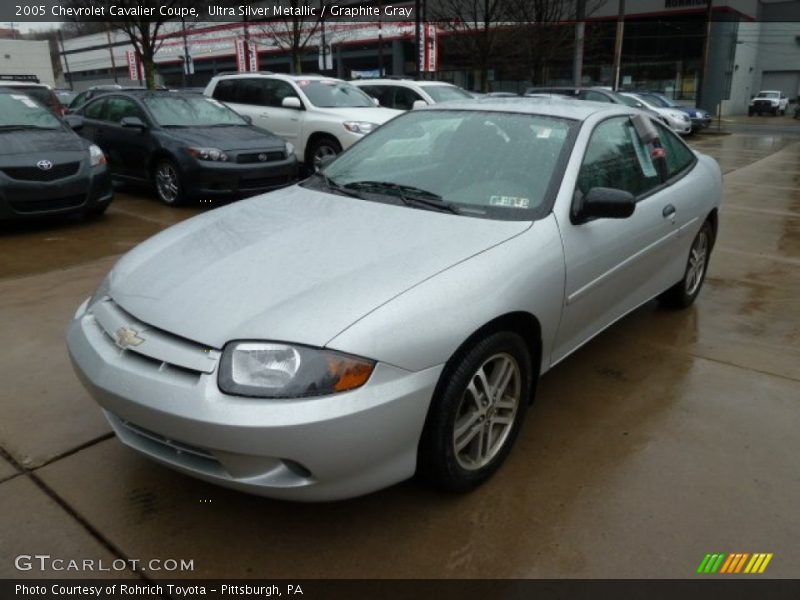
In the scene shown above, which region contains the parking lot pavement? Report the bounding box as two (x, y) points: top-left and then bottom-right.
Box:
(1, 132), (799, 579)
(0, 456), (16, 482)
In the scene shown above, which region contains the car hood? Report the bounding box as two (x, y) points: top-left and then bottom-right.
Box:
(0, 128), (84, 158)
(313, 106), (402, 124)
(109, 186), (530, 350)
(162, 125), (285, 152)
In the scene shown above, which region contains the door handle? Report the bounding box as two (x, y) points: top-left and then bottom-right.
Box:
(662, 204), (677, 219)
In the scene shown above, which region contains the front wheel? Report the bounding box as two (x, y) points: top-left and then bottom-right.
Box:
(658, 221), (714, 309)
(153, 158), (185, 206)
(306, 136), (342, 170)
(417, 331), (533, 493)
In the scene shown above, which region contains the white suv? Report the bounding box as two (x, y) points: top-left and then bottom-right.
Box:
(749, 90), (789, 116)
(204, 73), (401, 166)
(351, 79), (474, 110)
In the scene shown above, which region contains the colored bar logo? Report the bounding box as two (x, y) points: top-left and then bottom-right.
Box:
(697, 553), (773, 574)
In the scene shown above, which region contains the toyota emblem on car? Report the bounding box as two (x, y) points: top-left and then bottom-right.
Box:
(37, 159), (53, 171)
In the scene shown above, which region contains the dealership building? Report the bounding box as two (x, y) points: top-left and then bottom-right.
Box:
(59, 0), (800, 114)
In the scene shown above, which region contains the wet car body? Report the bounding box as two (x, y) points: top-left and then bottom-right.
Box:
(73, 91), (298, 204)
(67, 99), (722, 500)
(0, 90), (112, 220)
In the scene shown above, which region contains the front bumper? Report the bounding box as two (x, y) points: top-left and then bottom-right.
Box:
(0, 163), (112, 220)
(184, 156), (299, 198)
(668, 119), (693, 135)
(66, 299), (441, 501)
(749, 102), (779, 114)
(690, 116), (712, 130)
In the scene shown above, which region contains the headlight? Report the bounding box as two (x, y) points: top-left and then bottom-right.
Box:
(343, 121), (378, 135)
(219, 342), (375, 398)
(187, 146), (228, 161)
(88, 144), (107, 166)
(285, 141), (295, 156)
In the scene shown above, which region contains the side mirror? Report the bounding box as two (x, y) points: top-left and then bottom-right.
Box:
(372, 97), (380, 106)
(412, 99), (428, 110)
(574, 187), (635, 223)
(282, 96), (302, 110)
(314, 154), (336, 173)
(120, 116), (146, 129)
(64, 115), (84, 130)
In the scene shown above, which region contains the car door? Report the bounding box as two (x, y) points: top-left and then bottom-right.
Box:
(552, 116), (681, 364)
(77, 96), (107, 143)
(100, 96), (151, 179)
(261, 79), (303, 144)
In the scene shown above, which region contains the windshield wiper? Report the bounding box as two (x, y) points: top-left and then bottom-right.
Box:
(0, 125), (58, 131)
(314, 171), (364, 199)
(343, 181), (460, 214)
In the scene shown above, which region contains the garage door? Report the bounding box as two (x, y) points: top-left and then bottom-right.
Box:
(761, 71), (800, 100)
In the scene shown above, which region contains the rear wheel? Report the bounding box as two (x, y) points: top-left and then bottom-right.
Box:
(658, 221), (714, 309)
(153, 158), (185, 206)
(417, 331), (532, 492)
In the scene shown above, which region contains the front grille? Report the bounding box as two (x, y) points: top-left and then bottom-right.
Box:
(2, 161), (80, 182)
(10, 193), (85, 213)
(236, 151), (286, 164)
(119, 418), (217, 462)
(239, 174), (293, 190)
(90, 298), (219, 378)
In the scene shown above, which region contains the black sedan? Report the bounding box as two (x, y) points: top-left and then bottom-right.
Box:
(73, 91), (299, 205)
(0, 89), (112, 221)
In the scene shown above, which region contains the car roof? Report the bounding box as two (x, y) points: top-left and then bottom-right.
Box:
(213, 72), (343, 83)
(353, 79), (455, 87)
(424, 97), (634, 121)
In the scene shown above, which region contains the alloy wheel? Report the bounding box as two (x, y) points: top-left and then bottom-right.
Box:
(156, 162), (180, 204)
(453, 353), (521, 471)
(685, 229), (709, 296)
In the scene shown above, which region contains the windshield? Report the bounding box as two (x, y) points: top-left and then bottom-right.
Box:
(757, 92), (780, 98)
(318, 110), (575, 220)
(143, 95), (247, 127)
(299, 80), (375, 108)
(422, 85), (474, 103)
(0, 93), (62, 129)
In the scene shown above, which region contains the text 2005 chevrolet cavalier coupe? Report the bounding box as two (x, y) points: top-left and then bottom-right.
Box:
(67, 99), (722, 501)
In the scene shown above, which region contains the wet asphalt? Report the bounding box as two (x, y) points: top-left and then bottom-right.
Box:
(1, 116), (798, 579)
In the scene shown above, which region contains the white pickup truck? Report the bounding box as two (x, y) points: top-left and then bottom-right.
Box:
(748, 90), (789, 116)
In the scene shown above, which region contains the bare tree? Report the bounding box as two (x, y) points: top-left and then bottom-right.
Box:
(253, 0), (323, 74)
(63, 0), (197, 89)
(430, 0), (515, 92)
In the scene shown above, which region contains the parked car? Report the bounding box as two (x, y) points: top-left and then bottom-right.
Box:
(619, 92), (692, 135)
(67, 100), (722, 501)
(525, 86), (669, 126)
(0, 79), (64, 117)
(204, 73), (401, 167)
(73, 91), (298, 205)
(0, 89), (112, 220)
(67, 85), (143, 114)
(352, 78), (474, 110)
(749, 90), (789, 116)
(635, 91), (712, 132)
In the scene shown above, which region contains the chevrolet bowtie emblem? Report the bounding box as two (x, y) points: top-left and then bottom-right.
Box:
(115, 326), (144, 348)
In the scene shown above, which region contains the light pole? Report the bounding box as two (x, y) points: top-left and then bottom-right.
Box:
(573, 0), (586, 87)
(612, 0), (625, 91)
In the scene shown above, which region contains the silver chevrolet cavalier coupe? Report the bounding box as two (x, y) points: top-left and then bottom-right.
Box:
(67, 99), (722, 501)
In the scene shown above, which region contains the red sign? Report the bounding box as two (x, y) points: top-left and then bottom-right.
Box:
(126, 50), (140, 81)
(235, 39), (247, 72)
(422, 25), (437, 73)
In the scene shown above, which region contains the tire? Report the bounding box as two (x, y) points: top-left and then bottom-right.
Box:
(152, 158), (185, 206)
(83, 201), (110, 219)
(658, 220), (714, 309)
(417, 331), (533, 493)
(306, 136), (342, 170)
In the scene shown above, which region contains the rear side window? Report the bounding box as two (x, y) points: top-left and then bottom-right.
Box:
(655, 122), (696, 178)
(213, 78), (270, 106)
(212, 79), (237, 103)
(83, 98), (106, 120)
(577, 117), (661, 198)
(360, 85), (393, 108)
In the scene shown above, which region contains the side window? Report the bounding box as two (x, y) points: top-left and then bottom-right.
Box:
(212, 79), (237, 103)
(581, 90), (612, 103)
(654, 122), (695, 178)
(394, 87), (424, 110)
(360, 85), (392, 108)
(83, 98), (106, 120)
(577, 117), (661, 197)
(238, 79), (269, 106)
(268, 80), (299, 108)
(104, 97), (145, 124)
